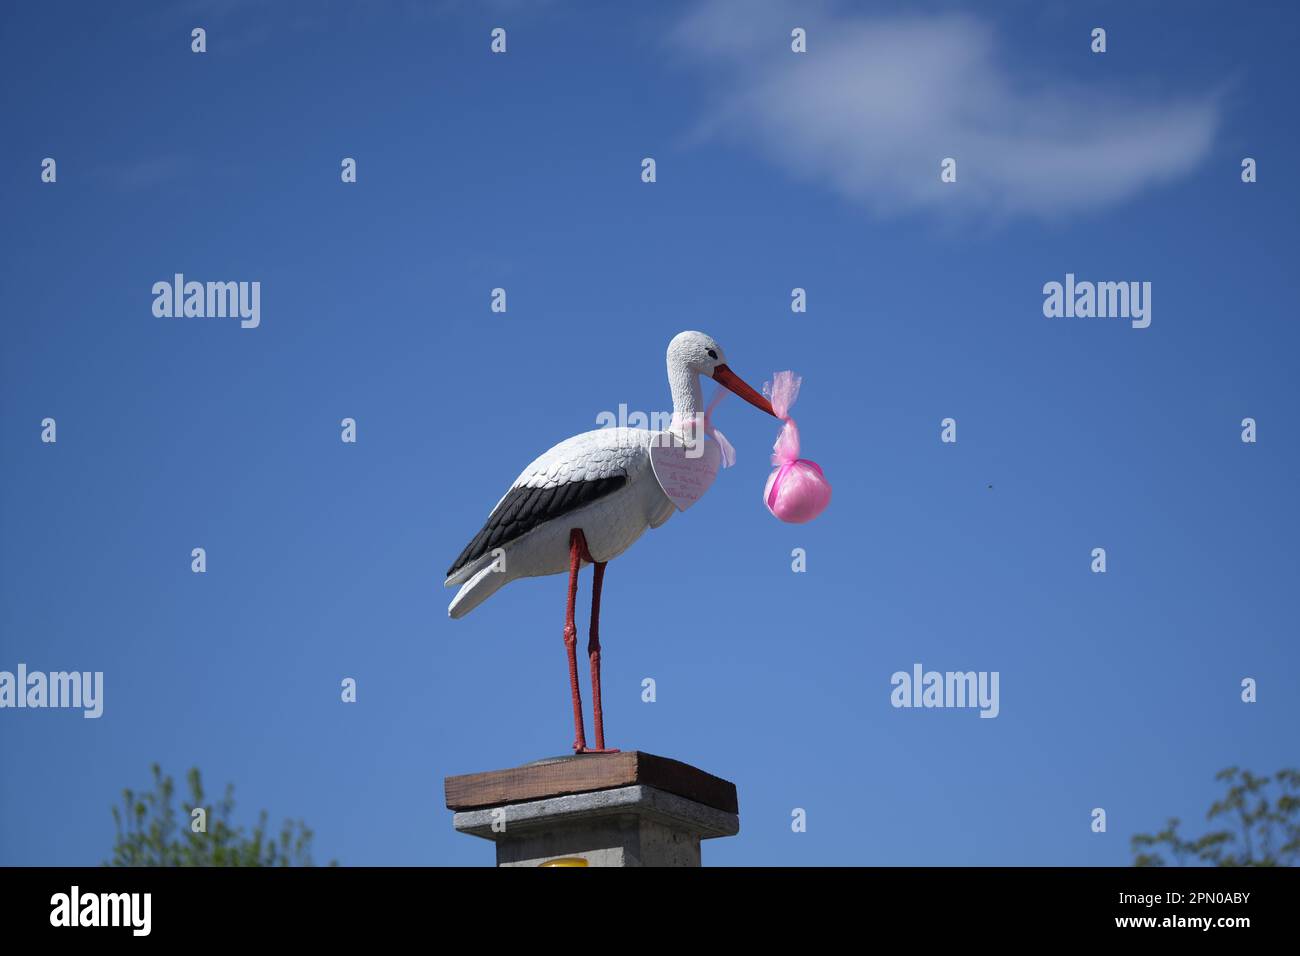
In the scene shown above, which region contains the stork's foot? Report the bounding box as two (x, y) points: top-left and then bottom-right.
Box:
(573, 747), (621, 755)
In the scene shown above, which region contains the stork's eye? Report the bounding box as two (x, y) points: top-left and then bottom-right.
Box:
(707, 349), (718, 360)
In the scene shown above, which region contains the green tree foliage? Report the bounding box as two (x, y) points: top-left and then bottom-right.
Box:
(107, 763), (333, 866)
(1132, 767), (1300, 866)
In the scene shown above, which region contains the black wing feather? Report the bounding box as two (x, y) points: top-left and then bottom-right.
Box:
(446, 476), (627, 578)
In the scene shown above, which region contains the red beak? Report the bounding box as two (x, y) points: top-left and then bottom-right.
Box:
(712, 364), (777, 417)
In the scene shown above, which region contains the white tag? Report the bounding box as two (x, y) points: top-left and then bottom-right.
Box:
(649, 433), (721, 511)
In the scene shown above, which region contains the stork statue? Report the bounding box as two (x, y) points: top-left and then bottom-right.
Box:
(445, 331), (776, 753)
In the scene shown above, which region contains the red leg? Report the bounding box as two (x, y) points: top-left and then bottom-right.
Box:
(586, 560), (618, 754)
(564, 530), (588, 752)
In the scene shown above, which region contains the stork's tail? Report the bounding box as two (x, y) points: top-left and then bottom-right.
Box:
(446, 555), (509, 619)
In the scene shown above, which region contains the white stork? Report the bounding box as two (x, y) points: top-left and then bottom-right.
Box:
(445, 330), (776, 753)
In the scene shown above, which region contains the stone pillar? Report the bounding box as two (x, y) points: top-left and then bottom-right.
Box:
(444, 751), (740, 867)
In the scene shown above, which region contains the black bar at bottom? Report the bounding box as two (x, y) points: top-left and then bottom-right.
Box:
(0, 865), (1285, 940)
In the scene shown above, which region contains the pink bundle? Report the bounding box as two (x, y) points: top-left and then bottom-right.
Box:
(762, 371), (831, 523)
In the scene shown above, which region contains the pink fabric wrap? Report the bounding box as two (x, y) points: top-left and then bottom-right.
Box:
(670, 387), (735, 468)
(762, 371), (831, 524)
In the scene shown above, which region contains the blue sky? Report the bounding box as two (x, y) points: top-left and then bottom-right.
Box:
(2, 0), (1297, 866)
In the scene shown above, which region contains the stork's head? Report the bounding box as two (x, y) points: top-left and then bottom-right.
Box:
(668, 330), (777, 417)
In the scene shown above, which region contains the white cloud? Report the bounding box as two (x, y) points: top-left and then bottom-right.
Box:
(671, 0), (1221, 221)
